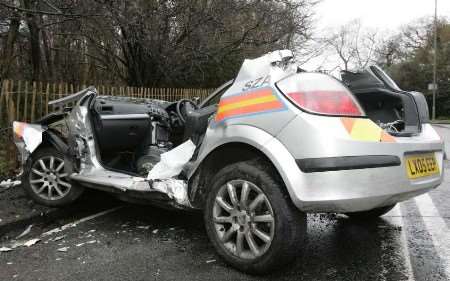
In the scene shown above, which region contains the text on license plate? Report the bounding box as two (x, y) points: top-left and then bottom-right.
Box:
(405, 153), (439, 179)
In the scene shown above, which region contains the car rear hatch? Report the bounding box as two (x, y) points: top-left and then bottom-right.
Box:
(340, 65), (428, 137)
(275, 66), (443, 181)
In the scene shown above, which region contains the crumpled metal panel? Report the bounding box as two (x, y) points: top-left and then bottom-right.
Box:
(65, 92), (194, 207)
(66, 97), (152, 192)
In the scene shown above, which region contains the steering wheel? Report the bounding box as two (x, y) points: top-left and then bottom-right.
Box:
(176, 99), (198, 124)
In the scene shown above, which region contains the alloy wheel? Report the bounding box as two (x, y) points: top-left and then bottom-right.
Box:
(29, 155), (71, 200)
(212, 179), (275, 260)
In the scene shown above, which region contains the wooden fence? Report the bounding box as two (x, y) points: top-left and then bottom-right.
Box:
(0, 79), (214, 177)
(0, 79), (213, 126)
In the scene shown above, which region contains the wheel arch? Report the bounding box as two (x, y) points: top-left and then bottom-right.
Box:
(188, 141), (285, 209)
(27, 129), (73, 174)
(41, 130), (68, 154)
(27, 129), (68, 157)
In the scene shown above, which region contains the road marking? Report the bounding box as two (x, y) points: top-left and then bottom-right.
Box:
(414, 194), (450, 278)
(42, 206), (124, 237)
(385, 205), (415, 281)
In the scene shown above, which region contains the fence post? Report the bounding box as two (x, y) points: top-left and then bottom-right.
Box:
(0, 80), (6, 125)
(30, 81), (37, 121)
(16, 80), (21, 121)
(5, 79), (17, 173)
(64, 82), (68, 98)
(52, 82), (57, 112)
(23, 81), (28, 122)
(5, 80), (11, 123)
(7, 80), (16, 125)
(38, 82), (43, 119)
(45, 83), (50, 114)
(58, 82), (63, 102)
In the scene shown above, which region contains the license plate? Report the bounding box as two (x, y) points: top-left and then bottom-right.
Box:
(405, 153), (439, 179)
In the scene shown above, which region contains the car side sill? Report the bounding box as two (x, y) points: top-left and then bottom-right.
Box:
(296, 155), (401, 173)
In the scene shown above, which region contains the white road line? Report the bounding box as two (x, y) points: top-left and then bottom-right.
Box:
(414, 194), (450, 278)
(42, 206), (124, 237)
(385, 205), (415, 281)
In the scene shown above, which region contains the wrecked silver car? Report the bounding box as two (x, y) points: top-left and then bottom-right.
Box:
(12, 50), (444, 274)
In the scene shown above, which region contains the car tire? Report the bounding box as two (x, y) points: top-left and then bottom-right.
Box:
(345, 204), (396, 220)
(204, 159), (306, 275)
(22, 147), (83, 207)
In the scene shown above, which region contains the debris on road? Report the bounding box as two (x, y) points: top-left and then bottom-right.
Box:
(41, 207), (122, 237)
(16, 225), (33, 239)
(152, 229), (159, 234)
(0, 179), (21, 190)
(0, 246), (13, 252)
(42, 223), (77, 237)
(137, 225), (151, 230)
(52, 236), (65, 242)
(3, 238), (42, 250)
(23, 238), (40, 247)
(76, 240), (97, 247)
(206, 259), (216, 264)
(57, 247), (69, 252)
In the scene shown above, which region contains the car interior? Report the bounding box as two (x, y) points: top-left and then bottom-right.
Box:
(87, 81), (233, 176)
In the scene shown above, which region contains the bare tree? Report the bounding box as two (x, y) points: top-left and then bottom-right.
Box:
(0, 0), (317, 87)
(0, 9), (20, 80)
(321, 20), (379, 72)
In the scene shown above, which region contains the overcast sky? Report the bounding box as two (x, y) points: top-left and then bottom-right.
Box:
(301, 0), (450, 70)
(314, 0), (450, 30)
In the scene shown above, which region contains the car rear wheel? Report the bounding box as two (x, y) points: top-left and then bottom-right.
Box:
(22, 147), (83, 207)
(204, 159), (306, 274)
(345, 204), (396, 220)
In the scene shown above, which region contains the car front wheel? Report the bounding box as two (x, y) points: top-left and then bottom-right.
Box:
(204, 160), (306, 274)
(22, 147), (83, 207)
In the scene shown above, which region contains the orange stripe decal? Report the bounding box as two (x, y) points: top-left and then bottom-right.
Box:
(216, 100), (283, 122)
(341, 117), (355, 133)
(219, 88), (273, 106)
(380, 131), (396, 143)
(215, 88), (286, 122)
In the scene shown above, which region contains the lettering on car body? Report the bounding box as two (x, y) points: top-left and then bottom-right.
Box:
(242, 75), (271, 92)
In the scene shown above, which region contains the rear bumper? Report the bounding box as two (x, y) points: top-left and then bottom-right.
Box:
(288, 152), (443, 212)
(270, 115), (445, 213)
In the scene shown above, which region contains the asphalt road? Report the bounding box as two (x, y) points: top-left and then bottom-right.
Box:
(1, 127), (450, 281)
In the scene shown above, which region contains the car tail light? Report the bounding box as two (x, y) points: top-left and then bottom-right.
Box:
(276, 73), (364, 116)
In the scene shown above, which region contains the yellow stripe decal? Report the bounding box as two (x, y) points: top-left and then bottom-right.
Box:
(341, 117), (396, 143)
(350, 119), (383, 141)
(217, 95), (277, 114)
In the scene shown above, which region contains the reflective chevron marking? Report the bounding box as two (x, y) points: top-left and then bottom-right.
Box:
(341, 117), (396, 142)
